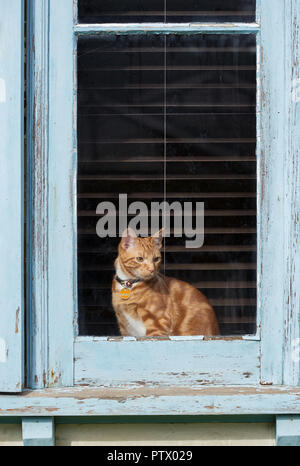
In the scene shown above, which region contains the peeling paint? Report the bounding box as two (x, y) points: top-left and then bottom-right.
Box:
(1, 386), (300, 417)
(0, 338), (7, 363)
(15, 307), (20, 334)
(0, 78), (6, 103)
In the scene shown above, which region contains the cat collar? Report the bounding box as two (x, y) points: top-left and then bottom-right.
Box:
(115, 276), (140, 289)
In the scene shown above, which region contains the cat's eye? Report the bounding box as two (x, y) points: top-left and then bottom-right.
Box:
(136, 256), (144, 262)
(153, 257), (161, 263)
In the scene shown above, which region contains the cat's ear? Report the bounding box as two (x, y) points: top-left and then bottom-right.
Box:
(121, 227), (137, 250)
(152, 228), (164, 249)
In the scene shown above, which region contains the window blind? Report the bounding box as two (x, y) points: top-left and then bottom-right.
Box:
(78, 0), (256, 23)
(77, 33), (257, 336)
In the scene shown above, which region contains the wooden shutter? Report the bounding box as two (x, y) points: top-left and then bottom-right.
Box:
(0, 0), (24, 392)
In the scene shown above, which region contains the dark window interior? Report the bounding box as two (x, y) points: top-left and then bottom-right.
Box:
(77, 33), (257, 336)
(78, 0), (256, 23)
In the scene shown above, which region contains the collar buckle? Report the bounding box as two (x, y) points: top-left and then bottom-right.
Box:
(116, 276), (139, 289)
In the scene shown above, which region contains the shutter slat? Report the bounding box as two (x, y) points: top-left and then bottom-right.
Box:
(79, 48), (256, 54)
(79, 138), (256, 144)
(78, 228), (256, 235)
(78, 192), (256, 199)
(78, 174), (256, 181)
(211, 298), (256, 306)
(79, 156), (256, 162)
(79, 263), (256, 271)
(79, 84), (256, 88)
(79, 281), (257, 290)
(78, 210), (256, 217)
(78, 246), (256, 253)
(88, 11), (254, 17)
(80, 66), (256, 71)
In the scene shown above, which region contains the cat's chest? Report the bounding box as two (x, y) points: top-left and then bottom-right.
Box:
(123, 312), (146, 337)
(113, 284), (146, 336)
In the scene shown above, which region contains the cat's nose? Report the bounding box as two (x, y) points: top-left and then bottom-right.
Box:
(148, 267), (155, 274)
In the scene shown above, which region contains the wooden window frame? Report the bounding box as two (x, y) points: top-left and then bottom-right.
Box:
(0, 0), (24, 393)
(9, 0), (298, 416)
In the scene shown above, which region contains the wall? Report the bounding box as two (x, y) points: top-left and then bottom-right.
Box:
(0, 422), (275, 446)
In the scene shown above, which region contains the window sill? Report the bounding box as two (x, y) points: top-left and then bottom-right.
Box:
(0, 385), (300, 417)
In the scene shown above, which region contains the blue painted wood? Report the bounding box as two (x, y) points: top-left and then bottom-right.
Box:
(46, 0), (75, 387)
(259, 0), (286, 385)
(74, 339), (260, 387)
(0, 0), (24, 392)
(0, 386), (299, 417)
(255, 0), (262, 24)
(75, 23), (260, 35)
(276, 415), (300, 446)
(26, 0), (300, 399)
(282, 0), (300, 386)
(22, 417), (55, 446)
(73, 11), (262, 389)
(260, 0), (300, 386)
(26, 0), (50, 389)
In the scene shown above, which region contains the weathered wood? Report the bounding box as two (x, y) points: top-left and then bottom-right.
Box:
(282, 0), (300, 386)
(259, 0), (286, 385)
(27, 0), (75, 389)
(0, 386), (300, 417)
(259, 0), (300, 386)
(75, 23), (260, 35)
(0, 0), (24, 392)
(22, 417), (55, 446)
(46, 0), (75, 387)
(26, 0), (300, 400)
(74, 338), (260, 387)
(276, 415), (300, 446)
(26, 0), (50, 389)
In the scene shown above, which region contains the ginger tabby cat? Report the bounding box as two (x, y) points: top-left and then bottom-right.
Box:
(112, 228), (219, 337)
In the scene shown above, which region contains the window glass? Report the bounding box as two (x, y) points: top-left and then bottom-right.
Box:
(77, 33), (257, 336)
(78, 0), (256, 24)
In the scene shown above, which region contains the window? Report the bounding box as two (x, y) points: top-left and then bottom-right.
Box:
(77, 29), (257, 338)
(11, 0), (298, 397)
(77, 33), (257, 338)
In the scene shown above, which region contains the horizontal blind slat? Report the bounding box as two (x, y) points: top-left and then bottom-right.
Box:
(79, 281), (257, 290)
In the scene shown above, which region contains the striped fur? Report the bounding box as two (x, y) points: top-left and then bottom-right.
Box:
(112, 228), (219, 337)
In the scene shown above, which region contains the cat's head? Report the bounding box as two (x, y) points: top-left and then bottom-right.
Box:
(116, 227), (164, 281)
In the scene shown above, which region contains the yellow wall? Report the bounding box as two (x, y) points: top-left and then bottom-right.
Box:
(0, 425), (23, 446)
(0, 422), (275, 446)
